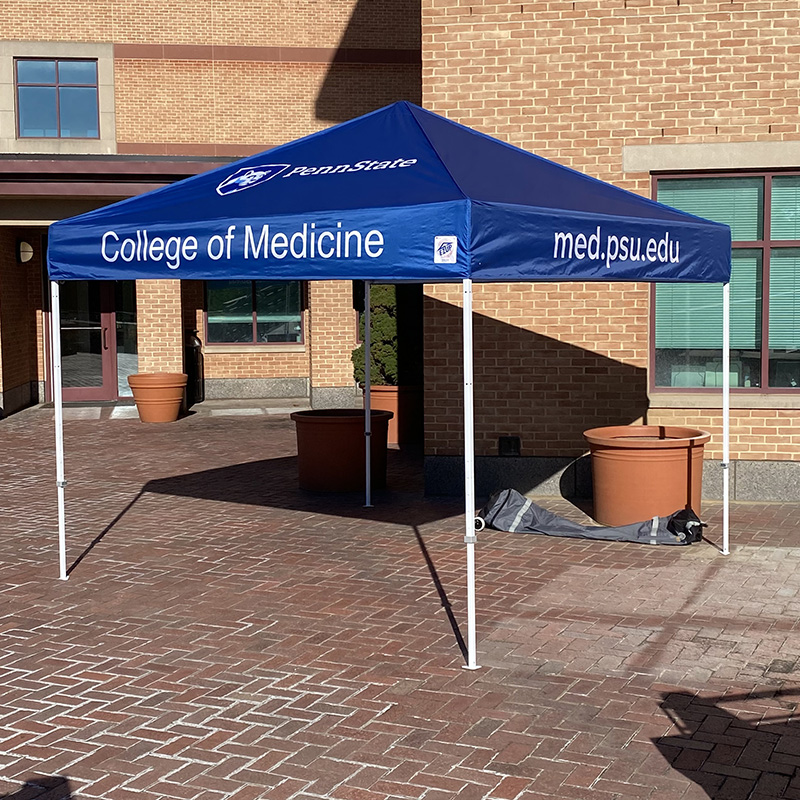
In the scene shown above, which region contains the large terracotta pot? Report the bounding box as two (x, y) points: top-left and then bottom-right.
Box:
(584, 425), (711, 526)
(291, 409), (393, 491)
(127, 373), (188, 423)
(364, 385), (423, 445)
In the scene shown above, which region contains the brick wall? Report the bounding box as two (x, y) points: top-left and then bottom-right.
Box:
(0, 231), (39, 400)
(0, 1), (421, 409)
(308, 281), (358, 390)
(422, 0), (800, 462)
(114, 59), (419, 148)
(1, 0), (420, 48)
(135, 280), (183, 373)
(424, 283), (648, 457)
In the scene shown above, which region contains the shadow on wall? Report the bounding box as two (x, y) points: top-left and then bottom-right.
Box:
(315, 0), (421, 122)
(1, 776), (72, 799)
(423, 296), (650, 498)
(654, 689), (800, 799)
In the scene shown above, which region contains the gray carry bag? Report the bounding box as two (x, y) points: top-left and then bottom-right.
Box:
(477, 488), (705, 546)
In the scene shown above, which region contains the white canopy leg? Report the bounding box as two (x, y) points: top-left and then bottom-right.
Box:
(364, 281), (373, 508)
(462, 279), (479, 670)
(51, 281), (68, 580)
(722, 281), (730, 555)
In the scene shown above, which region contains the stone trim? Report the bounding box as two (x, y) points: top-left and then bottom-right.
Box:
(623, 140), (800, 174)
(114, 43), (421, 65)
(203, 377), (309, 400)
(0, 41), (116, 155)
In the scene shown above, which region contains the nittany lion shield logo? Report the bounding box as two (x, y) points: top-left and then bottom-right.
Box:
(216, 164), (290, 196)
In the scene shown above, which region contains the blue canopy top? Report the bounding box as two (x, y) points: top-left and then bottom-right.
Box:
(48, 102), (731, 283)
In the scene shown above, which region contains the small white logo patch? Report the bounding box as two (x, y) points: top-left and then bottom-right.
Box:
(434, 235), (458, 264)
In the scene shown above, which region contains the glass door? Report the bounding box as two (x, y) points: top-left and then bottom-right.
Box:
(59, 281), (131, 401)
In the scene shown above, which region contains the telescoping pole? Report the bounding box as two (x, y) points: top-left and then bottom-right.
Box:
(462, 279), (479, 670)
(364, 281), (373, 508)
(51, 281), (68, 580)
(722, 282), (730, 555)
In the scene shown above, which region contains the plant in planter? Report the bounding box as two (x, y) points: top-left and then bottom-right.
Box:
(352, 283), (423, 445)
(352, 283), (399, 388)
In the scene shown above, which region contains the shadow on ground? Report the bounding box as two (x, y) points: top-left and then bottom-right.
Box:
(0, 776), (72, 799)
(654, 689), (800, 799)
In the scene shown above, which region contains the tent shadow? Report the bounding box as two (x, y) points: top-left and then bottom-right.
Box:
(0, 775), (72, 799)
(69, 453), (469, 660)
(138, 448), (460, 527)
(423, 297), (651, 498)
(314, 0), (421, 122)
(653, 689), (800, 799)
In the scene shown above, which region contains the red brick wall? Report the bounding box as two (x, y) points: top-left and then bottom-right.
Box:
(422, 0), (800, 461)
(0, 231), (40, 399)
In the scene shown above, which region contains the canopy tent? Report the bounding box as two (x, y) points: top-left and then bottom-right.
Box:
(48, 101), (732, 670)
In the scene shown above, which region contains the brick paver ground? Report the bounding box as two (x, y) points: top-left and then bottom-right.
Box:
(1, 405), (800, 799)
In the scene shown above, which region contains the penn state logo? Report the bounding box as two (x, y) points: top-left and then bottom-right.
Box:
(434, 235), (458, 264)
(216, 164), (290, 196)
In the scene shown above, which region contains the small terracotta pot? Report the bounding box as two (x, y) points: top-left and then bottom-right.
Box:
(291, 409), (393, 491)
(127, 373), (188, 423)
(364, 385), (423, 445)
(584, 425), (711, 526)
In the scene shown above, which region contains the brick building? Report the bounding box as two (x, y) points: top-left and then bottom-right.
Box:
(1, 1), (798, 500)
(421, 0), (800, 499)
(0, 0), (421, 414)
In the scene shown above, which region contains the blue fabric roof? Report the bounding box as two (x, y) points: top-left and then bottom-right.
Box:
(48, 102), (731, 283)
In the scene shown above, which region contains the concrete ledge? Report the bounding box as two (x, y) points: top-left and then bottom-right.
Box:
(310, 386), (360, 409)
(734, 460), (800, 502)
(0, 382), (37, 417)
(203, 377), (309, 400)
(425, 454), (800, 503)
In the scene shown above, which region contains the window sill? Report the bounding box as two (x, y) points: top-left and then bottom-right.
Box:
(649, 391), (800, 410)
(204, 343), (306, 354)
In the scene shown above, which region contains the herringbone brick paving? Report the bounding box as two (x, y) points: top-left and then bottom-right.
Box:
(1, 406), (800, 799)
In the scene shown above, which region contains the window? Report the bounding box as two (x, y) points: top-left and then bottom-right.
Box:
(206, 281), (303, 344)
(654, 173), (800, 390)
(15, 58), (99, 138)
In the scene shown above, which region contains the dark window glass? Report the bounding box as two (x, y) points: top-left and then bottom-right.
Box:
(16, 58), (99, 139)
(206, 281), (303, 344)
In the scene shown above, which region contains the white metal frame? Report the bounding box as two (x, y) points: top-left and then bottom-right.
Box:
(364, 281), (373, 508)
(49, 276), (733, 668)
(51, 281), (68, 581)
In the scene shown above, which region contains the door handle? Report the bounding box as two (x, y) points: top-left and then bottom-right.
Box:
(102, 327), (108, 350)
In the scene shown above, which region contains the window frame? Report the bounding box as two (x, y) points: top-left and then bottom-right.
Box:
(15, 57), (100, 140)
(203, 280), (307, 347)
(650, 168), (800, 394)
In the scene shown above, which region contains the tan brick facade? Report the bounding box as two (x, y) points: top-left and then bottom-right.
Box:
(135, 280), (183, 373)
(307, 280), (360, 404)
(422, 0), (800, 469)
(0, 0), (420, 410)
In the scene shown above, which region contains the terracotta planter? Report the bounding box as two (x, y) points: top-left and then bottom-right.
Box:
(127, 373), (188, 423)
(584, 425), (711, 526)
(363, 385), (423, 445)
(291, 409), (393, 491)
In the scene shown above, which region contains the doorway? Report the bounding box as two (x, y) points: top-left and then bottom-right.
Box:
(57, 281), (138, 401)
